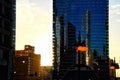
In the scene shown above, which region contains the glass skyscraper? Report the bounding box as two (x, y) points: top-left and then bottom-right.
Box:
(53, 0), (109, 80)
(0, 0), (16, 80)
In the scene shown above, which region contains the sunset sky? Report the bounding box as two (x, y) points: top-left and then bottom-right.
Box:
(16, 0), (52, 66)
(16, 0), (120, 76)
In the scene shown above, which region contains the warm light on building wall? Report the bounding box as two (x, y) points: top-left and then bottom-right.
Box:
(110, 66), (115, 70)
(76, 46), (87, 52)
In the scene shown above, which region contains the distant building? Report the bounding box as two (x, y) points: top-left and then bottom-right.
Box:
(39, 66), (52, 80)
(14, 45), (41, 80)
(53, 16), (76, 79)
(0, 0), (16, 80)
(109, 58), (119, 79)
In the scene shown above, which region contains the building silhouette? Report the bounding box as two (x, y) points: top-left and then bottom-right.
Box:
(52, 16), (65, 79)
(0, 0), (16, 80)
(53, 16), (76, 79)
(53, 0), (109, 80)
(109, 58), (119, 79)
(14, 45), (40, 80)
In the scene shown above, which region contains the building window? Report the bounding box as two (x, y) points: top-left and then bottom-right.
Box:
(25, 45), (29, 49)
(0, 33), (3, 44)
(0, 3), (2, 15)
(14, 71), (16, 74)
(5, 0), (11, 3)
(0, 17), (2, 28)
(4, 6), (11, 19)
(0, 49), (3, 59)
(4, 20), (11, 31)
(25, 50), (28, 53)
(4, 34), (10, 46)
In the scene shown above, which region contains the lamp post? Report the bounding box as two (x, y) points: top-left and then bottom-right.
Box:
(76, 45), (87, 80)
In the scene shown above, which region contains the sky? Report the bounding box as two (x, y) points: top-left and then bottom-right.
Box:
(16, 0), (120, 76)
(109, 0), (120, 77)
(16, 0), (52, 66)
(109, 0), (120, 60)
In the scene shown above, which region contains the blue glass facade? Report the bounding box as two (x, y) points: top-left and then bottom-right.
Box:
(54, 0), (108, 56)
(53, 0), (109, 79)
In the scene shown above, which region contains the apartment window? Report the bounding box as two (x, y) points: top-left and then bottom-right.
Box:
(0, 17), (2, 28)
(0, 33), (4, 44)
(0, 4), (2, 15)
(5, 0), (11, 3)
(4, 6), (11, 19)
(0, 49), (3, 59)
(4, 20), (11, 31)
(3, 50), (8, 60)
(4, 34), (10, 46)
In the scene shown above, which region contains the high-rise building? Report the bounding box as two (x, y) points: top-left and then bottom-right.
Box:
(0, 0), (16, 80)
(53, 16), (76, 79)
(53, 0), (109, 80)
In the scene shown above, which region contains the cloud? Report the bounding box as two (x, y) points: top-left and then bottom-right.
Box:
(109, 3), (120, 24)
(17, 0), (51, 26)
(16, 0), (52, 49)
(16, 0), (52, 34)
(110, 4), (120, 15)
(116, 19), (120, 22)
(111, 4), (120, 9)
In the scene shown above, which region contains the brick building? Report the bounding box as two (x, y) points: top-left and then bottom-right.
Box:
(14, 45), (41, 80)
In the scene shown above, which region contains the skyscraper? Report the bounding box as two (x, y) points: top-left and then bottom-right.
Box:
(0, 0), (16, 80)
(53, 0), (109, 79)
